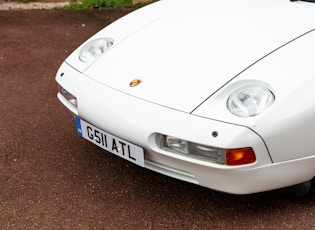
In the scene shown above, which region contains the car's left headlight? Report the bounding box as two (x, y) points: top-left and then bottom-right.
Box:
(79, 37), (114, 63)
(156, 134), (256, 166)
(227, 85), (275, 117)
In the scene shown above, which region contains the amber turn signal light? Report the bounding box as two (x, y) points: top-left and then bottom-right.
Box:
(226, 147), (256, 166)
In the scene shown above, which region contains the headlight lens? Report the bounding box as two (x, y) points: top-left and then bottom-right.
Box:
(79, 38), (114, 63)
(156, 134), (226, 164)
(156, 134), (256, 166)
(227, 85), (275, 117)
(58, 85), (77, 108)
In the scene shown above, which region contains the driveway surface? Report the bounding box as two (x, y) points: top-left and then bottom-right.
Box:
(1, 8), (315, 229)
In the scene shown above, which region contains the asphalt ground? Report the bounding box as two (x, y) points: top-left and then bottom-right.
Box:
(1, 8), (315, 229)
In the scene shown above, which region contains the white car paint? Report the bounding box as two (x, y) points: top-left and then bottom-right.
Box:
(57, 0), (315, 194)
(67, 0), (315, 113)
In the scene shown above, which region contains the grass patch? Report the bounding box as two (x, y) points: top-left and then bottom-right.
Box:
(69, 0), (136, 9)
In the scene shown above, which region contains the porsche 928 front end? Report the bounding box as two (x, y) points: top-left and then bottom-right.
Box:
(56, 0), (315, 195)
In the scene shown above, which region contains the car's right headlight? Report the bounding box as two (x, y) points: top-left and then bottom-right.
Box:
(58, 85), (77, 108)
(79, 37), (114, 63)
(227, 85), (275, 117)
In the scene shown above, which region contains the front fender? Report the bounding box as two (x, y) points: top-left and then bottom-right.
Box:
(193, 29), (315, 162)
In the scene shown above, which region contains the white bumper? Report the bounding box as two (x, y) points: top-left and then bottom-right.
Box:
(56, 62), (315, 194)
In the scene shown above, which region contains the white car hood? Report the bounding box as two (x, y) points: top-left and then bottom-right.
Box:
(81, 0), (315, 113)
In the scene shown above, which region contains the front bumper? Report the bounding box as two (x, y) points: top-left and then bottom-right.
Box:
(56, 62), (315, 194)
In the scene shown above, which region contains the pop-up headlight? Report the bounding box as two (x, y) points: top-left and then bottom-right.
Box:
(79, 37), (114, 63)
(227, 85), (275, 117)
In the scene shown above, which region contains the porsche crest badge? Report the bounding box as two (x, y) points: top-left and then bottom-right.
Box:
(130, 79), (142, 87)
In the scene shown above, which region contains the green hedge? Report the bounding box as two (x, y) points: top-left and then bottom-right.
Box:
(70, 0), (133, 9)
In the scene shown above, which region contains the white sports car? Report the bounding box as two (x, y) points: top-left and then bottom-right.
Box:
(56, 0), (315, 195)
